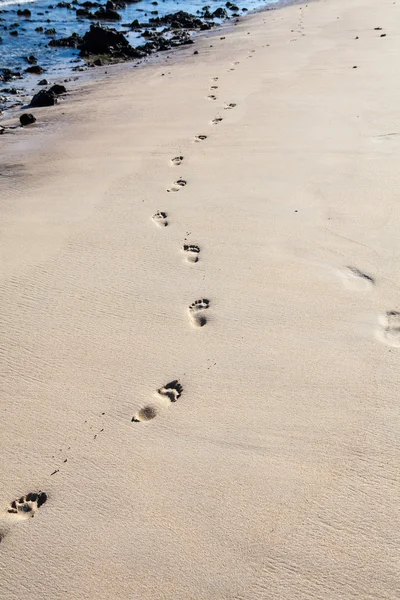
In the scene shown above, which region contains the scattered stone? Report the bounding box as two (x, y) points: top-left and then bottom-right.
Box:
(0, 68), (22, 82)
(48, 32), (83, 47)
(29, 89), (57, 107)
(20, 113), (36, 126)
(79, 24), (141, 58)
(49, 83), (67, 95)
(25, 55), (38, 64)
(213, 8), (228, 19)
(26, 65), (45, 74)
(38, 79), (49, 85)
(17, 8), (31, 17)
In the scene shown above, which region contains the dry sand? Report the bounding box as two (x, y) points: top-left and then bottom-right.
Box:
(1, 0), (400, 598)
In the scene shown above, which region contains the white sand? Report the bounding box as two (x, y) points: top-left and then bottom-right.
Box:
(1, 0), (400, 597)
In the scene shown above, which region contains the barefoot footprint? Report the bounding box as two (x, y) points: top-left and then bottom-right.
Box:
(194, 135), (207, 142)
(131, 380), (183, 422)
(189, 299), (210, 327)
(182, 244), (200, 263)
(224, 103), (237, 110)
(152, 211), (168, 227)
(377, 311), (400, 347)
(5, 492), (47, 520)
(168, 179), (187, 192)
(339, 266), (375, 291)
(208, 94), (217, 100)
(171, 156), (184, 166)
(212, 117), (223, 125)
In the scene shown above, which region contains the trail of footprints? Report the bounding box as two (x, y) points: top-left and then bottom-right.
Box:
(4, 45), (397, 538)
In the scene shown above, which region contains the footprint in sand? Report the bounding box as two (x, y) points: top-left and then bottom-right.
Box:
(168, 179), (187, 192)
(339, 266), (375, 291)
(224, 103), (237, 110)
(182, 244), (200, 263)
(171, 155), (184, 166)
(4, 492), (47, 520)
(207, 94), (217, 100)
(212, 77), (219, 82)
(194, 134), (207, 142)
(210, 85), (218, 90)
(131, 380), (183, 422)
(189, 298), (210, 327)
(152, 211), (168, 227)
(212, 117), (223, 125)
(377, 312), (400, 347)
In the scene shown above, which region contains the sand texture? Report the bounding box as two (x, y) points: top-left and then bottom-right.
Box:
(1, 0), (400, 598)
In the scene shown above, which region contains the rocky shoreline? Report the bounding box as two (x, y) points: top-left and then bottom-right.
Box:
(0, 1), (269, 118)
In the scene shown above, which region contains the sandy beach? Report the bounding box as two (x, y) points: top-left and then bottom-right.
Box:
(1, 0), (400, 598)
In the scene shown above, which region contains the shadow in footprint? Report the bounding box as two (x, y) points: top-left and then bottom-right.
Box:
(212, 117), (223, 125)
(377, 311), (400, 347)
(224, 103), (237, 110)
(194, 135), (207, 142)
(171, 156), (184, 166)
(189, 299), (210, 327)
(6, 492), (47, 520)
(168, 179), (187, 192)
(131, 380), (183, 423)
(183, 244), (200, 263)
(152, 211), (168, 227)
(339, 266), (375, 291)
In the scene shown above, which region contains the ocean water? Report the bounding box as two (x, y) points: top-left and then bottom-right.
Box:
(0, 0), (278, 109)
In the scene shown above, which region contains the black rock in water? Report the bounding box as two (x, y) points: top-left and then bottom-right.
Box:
(20, 113), (36, 126)
(92, 6), (121, 20)
(38, 79), (49, 85)
(213, 8), (228, 19)
(149, 11), (211, 30)
(17, 8), (31, 17)
(29, 89), (57, 107)
(48, 32), (83, 47)
(0, 68), (22, 82)
(26, 65), (45, 74)
(79, 24), (141, 58)
(25, 55), (38, 64)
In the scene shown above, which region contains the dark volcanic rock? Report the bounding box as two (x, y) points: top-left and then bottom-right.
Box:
(0, 68), (22, 82)
(79, 24), (141, 58)
(76, 8), (92, 17)
(25, 55), (38, 64)
(49, 83), (67, 95)
(48, 32), (83, 47)
(107, 0), (126, 9)
(149, 11), (211, 30)
(38, 78), (49, 85)
(29, 89), (57, 107)
(92, 7), (121, 20)
(26, 65), (45, 74)
(17, 8), (31, 17)
(20, 113), (36, 126)
(213, 8), (228, 19)
(80, 0), (101, 6)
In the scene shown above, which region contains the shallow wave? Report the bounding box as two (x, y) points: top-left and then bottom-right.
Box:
(0, 0), (36, 5)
